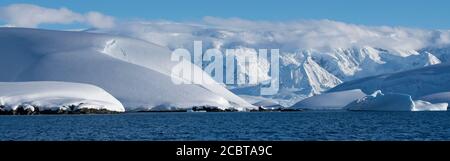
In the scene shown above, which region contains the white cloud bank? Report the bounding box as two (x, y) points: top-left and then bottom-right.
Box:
(2, 3), (449, 52)
(0, 4), (115, 28)
(97, 17), (450, 53)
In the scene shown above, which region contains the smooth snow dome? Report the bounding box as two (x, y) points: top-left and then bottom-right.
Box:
(0, 28), (253, 111)
(344, 90), (415, 111)
(291, 89), (366, 110)
(0, 81), (124, 112)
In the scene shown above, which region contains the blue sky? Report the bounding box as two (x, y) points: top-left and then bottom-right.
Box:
(0, 0), (449, 29)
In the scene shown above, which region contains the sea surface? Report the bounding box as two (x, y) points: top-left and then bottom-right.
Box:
(1, 111), (450, 141)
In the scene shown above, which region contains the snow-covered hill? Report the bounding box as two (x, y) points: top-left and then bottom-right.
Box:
(0, 81), (124, 113)
(0, 27), (253, 111)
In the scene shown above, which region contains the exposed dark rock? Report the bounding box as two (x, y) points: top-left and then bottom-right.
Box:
(0, 104), (120, 115)
(250, 106), (304, 112)
(192, 105), (236, 112)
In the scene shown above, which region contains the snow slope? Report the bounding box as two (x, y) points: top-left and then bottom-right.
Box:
(0, 28), (253, 111)
(0, 81), (124, 112)
(291, 89), (366, 110)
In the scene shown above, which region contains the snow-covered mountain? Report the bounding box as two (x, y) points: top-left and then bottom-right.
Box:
(291, 61), (450, 111)
(0, 27), (253, 111)
(92, 19), (450, 106)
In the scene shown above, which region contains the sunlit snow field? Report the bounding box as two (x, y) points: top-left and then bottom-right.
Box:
(1, 111), (449, 141)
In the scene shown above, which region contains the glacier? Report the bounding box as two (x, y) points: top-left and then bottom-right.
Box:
(0, 27), (254, 111)
(0, 81), (124, 113)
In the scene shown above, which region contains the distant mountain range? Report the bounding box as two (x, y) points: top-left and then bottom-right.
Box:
(91, 20), (450, 106)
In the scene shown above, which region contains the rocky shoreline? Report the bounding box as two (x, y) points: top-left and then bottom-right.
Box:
(0, 105), (303, 115)
(0, 105), (120, 115)
(137, 105), (303, 113)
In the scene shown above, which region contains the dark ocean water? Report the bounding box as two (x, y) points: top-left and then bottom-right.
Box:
(1, 111), (450, 141)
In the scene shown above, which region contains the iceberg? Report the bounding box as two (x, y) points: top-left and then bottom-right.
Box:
(344, 90), (414, 111)
(413, 100), (447, 111)
(344, 90), (448, 111)
(0, 81), (125, 114)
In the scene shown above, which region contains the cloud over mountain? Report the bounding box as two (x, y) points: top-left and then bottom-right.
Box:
(103, 17), (450, 54)
(0, 4), (115, 28)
